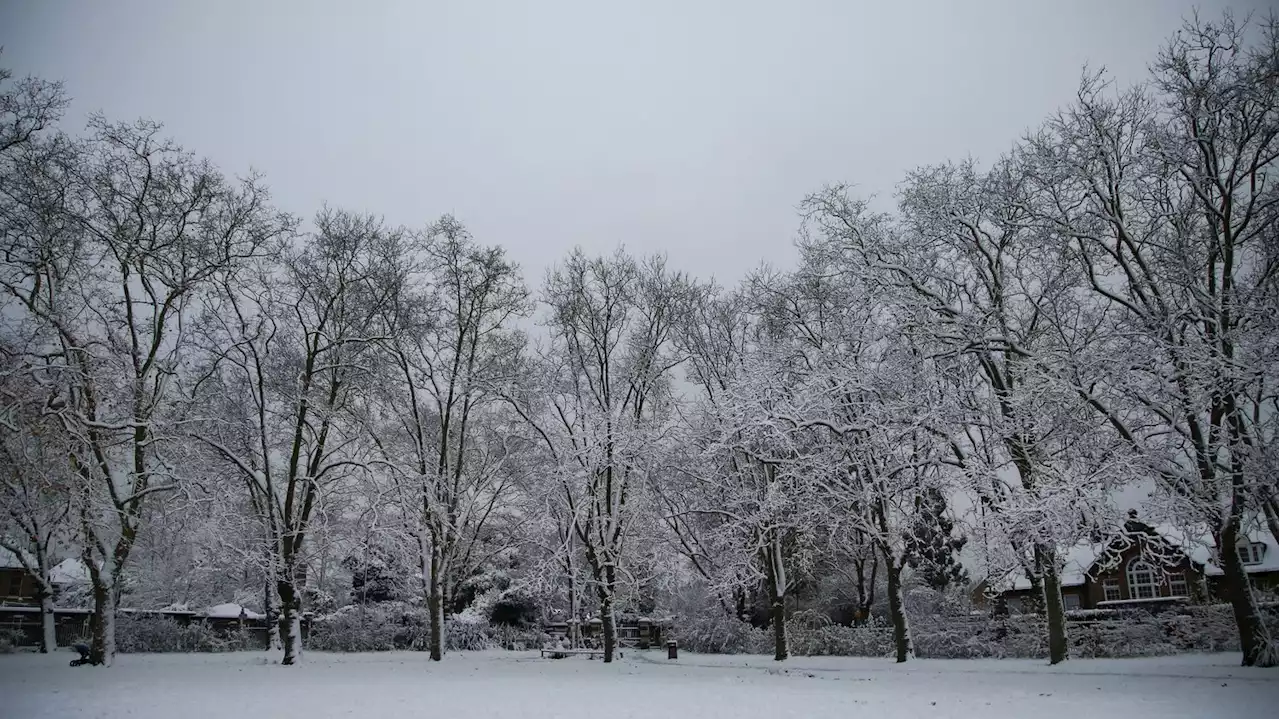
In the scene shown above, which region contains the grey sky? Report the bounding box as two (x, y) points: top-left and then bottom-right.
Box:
(0, 0), (1268, 286)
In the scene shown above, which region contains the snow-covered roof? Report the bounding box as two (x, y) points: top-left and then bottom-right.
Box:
(1150, 524), (1278, 577)
(49, 558), (90, 585)
(1003, 540), (1101, 591)
(205, 602), (264, 620)
(994, 522), (1278, 592)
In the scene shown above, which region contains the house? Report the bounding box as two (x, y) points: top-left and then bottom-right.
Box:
(0, 548), (39, 604)
(988, 516), (1278, 612)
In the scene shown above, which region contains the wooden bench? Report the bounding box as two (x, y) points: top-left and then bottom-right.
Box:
(539, 648), (623, 660)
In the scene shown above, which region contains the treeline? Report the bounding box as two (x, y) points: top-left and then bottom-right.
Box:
(0, 13), (1275, 668)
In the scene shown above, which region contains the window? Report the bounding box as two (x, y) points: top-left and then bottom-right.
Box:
(0, 571), (19, 597)
(1126, 560), (1158, 600)
(1237, 543), (1267, 566)
(1063, 593), (1081, 611)
(1103, 578), (1122, 602)
(1168, 572), (1189, 597)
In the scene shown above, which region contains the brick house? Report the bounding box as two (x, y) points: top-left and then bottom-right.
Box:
(988, 517), (1278, 612)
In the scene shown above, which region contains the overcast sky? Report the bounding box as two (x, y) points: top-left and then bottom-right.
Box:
(0, 0), (1268, 287)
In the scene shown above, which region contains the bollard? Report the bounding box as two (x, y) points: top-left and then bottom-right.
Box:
(666, 640), (678, 660)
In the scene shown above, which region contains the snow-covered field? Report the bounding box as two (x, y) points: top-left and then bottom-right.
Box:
(1, 649), (1275, 718)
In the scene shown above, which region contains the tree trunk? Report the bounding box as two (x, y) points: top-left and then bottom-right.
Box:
(88, 581), (116, 666)
(428, 541), (445, 661)
(39, 590), (56, 653)
(1219, 521), (1277, 667)
(567, 564), (580, 649)
(277, 578), (303, 665)
(265, 579), (281, 651)
(599, 564), (618, 663)
(1035, 543), (1068, 665)
(770, 597), (788, 661)
(885, 560), (913, 663)
(763, 535), (789, 661)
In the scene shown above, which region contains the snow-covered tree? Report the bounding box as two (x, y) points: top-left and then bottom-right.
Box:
(369, 216), (528, 660)
(507, 249), (689, 663)
(0, 354), (74, 653)
(189, 208), (392, 665)
(1024, 12), (1278, 667)
(801, 152), (1128, 664)
(0, 106), (289, 664)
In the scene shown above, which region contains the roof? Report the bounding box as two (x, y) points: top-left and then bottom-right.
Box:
(1004, 541), (1101, 591)
(995, 522), (1278, 592)
(49, 558), (91, 585)
(1150, 524), (1279, 577)
(205, 602), (264, 620)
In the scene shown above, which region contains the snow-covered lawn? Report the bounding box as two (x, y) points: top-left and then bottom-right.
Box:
(1, 649), (1275, 718)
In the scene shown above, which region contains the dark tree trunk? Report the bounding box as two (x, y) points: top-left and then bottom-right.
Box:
(428, 541), (445, 661)
(1219, 520), (1275, 667)
(1034, 543), (1068, 665)
(264, 579), (280, 650)
(770, 597), (787, 661)
(599, 564), (618, 663)
(884, 560), (913, 663)
(88, 581), (116, 666)
(277, 577), (303, 665)
(763, 538), (788, 661)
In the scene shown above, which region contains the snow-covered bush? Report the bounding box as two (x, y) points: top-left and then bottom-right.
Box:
(0, 627), (24, 653)
(115, 614), (256, 653)
(787, 624), (894, 657)
(489, 623), (546, 650)
(670, 610), (770, 654)
(308, 602), (427, 652)
(444, 619), (495, 651)
(489, 588), (540, 627)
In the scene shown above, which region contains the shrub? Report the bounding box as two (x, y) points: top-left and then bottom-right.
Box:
(444, 619), (495, 651)
(308, 602), (428, 652)
(115, 614), (256, 653)
(671, 606), (1249, 660)
(489, 623), (545, 650)
(0, 627), (24, 653)
(307, 602), (540, 653)
(669, 609), (770, 654)
(489, 588), (540, 628)
(787, 624), (894, 657)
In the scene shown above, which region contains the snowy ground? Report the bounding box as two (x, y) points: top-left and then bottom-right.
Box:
(1, 649), (1275, 718)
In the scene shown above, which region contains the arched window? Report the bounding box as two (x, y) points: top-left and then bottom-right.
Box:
(1126, 559), (1159, 600)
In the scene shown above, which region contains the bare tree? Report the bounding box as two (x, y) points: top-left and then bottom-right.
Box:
(189, 208), (393, 665)
(801, 158), (1120, 664)
(0, 62), (67, 155)
(0, 113), (288, 665)
(370, 216), (528, 660)
(0, 354), (73, 653)
(1027, 12), (1278, 667)
(507, 249), (688, 663)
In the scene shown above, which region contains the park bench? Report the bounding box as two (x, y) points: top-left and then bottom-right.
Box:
(539, 647), (623, 660)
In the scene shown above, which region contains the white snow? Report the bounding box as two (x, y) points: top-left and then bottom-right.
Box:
(0, 650), (1274, 718)
(997, 524), (1280, 592)
(204, 602), (264, 620)
(1152, 524), (1280, 577)
(49, 557), (91, 585)
(0, 546), (32, 569)
(1002, 540), (1100, 591)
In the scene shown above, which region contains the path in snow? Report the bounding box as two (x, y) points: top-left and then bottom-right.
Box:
(1, 649), (1274, 718)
